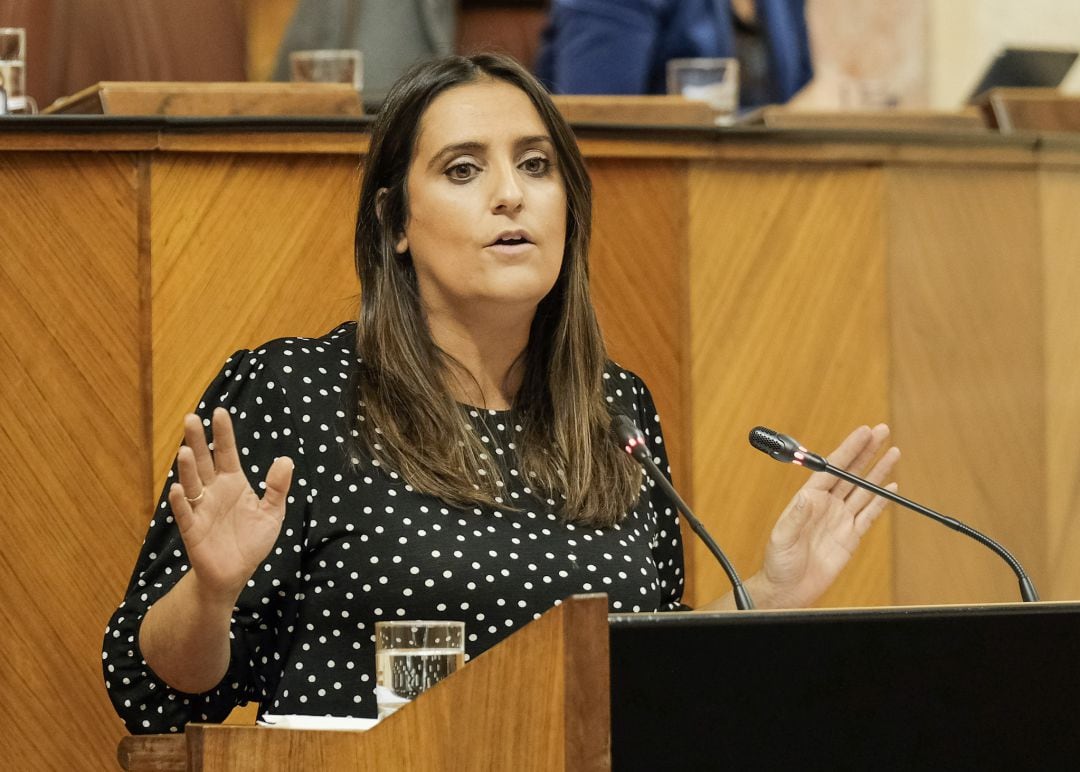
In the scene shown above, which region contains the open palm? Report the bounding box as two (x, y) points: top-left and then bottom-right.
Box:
(168, 408), (294, 602)
(756, 424), (900, 609)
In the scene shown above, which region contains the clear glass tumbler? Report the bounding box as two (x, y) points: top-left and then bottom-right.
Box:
(374, 620), (465, 718)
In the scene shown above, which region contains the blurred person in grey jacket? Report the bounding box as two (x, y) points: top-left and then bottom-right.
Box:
(272, 0), (457, 103)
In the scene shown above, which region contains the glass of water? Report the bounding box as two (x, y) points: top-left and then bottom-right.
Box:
(0, 60), (36, 114)
(0, 27), (35, 115)
(289, 49), (364, 92)
(374, 620), (465, 718)
(666, 57), (740, 124)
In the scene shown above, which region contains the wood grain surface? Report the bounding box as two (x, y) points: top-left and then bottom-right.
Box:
(183, 595), (609, 771)
(684, 162), (892, 608)
(0, 152), (148, 767)
(1039, 169), (1080, 600)
(588, 159), (688, 486)
(44, 81), (363, 117)
(149, 152), (361, 487)
(889, 166), (1044, 604)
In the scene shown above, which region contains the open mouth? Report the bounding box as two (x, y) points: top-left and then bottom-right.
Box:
(488, 230), (534, 248)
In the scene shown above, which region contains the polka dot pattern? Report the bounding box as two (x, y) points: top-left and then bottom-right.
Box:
(102, 322), (683, 734)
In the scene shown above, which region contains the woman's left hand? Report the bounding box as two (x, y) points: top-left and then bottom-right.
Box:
(748, 423), (900, 609)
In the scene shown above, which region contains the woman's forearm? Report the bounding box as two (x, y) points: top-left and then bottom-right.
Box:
(138, 571), (239, 694)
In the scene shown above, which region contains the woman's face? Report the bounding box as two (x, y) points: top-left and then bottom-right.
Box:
(396, 78), (568, 320)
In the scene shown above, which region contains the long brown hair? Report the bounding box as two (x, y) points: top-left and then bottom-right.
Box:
(352, 53), (640, 527)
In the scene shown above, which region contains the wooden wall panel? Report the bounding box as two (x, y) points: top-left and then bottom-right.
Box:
(150, 153), (361, 486)
(889, 166), (1045, 604)
(686, 163), (893, 608)
(1041, 168), (1080, 600)
(0, 153), (145, 768)
(1, 0), (248, 110)
(586, 158), (697, 595)
(587, 159), (688, 488)
(6, 127), (1080, 767)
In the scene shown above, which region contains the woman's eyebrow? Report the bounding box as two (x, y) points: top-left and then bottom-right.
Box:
(426, 135), (554, 171)
(515, 134), (553, 149)
(427, 141), (486, 170)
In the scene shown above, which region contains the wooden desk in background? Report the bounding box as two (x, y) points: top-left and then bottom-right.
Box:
(2, 115), (1080, 769)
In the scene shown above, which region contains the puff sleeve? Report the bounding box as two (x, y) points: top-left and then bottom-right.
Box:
(103, 348), (314, 734)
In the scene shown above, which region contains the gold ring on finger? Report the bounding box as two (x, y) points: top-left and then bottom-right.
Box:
(184, 489), (205, 504)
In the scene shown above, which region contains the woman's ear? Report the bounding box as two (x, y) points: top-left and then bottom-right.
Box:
(377, 188), (409, 255)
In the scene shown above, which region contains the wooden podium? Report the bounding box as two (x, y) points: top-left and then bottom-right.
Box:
(118, 595), (610, 771)
(118, 596), (1080, 770)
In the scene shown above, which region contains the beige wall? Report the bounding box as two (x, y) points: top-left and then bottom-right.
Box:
(798, 0), (1080, 111)
(927, 0), (1080, 108)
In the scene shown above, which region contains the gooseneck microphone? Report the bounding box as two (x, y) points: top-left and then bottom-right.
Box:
(748, 426), (1040, 603)
(613, 416), (754, 610)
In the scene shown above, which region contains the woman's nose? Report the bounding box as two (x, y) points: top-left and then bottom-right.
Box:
(490, 163), (524, 213)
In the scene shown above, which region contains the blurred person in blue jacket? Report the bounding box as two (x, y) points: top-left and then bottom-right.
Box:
(535, 0), (812, 108)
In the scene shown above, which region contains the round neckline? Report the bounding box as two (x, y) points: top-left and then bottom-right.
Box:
(460, 404), (513, 418)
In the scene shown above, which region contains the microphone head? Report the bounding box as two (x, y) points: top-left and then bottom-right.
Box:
(611, 415), (649, 462)
(748, 426), (801, 463)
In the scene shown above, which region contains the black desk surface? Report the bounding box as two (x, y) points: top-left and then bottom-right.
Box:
(609, 603), (1080, 770)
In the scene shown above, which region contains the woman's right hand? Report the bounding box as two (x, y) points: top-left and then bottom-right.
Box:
(168, 407), (294, 605)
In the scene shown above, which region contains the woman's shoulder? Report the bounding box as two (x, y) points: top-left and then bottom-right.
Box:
(225, 321), (358, 376)
(247, 321), (357, 362)
(603, 359), (653, 388)
(603, 361), (667, 458)
(204, 321), (358, 404)
(602, 360), (657, 416)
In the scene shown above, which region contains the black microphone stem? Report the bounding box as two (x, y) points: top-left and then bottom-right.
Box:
(636, 453), (755, 610)
(822, 462), (1039, 603)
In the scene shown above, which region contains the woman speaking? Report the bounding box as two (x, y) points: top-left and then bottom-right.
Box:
(103, 53), (898, 733)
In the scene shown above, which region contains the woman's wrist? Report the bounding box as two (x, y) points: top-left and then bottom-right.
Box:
(692, 572), (778, 612)
(743, 572), (779, 609)
(188, 569), (245, 614)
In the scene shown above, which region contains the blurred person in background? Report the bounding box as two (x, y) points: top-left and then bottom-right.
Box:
(271, 0), (457, 103)
(535, 0), (813, 109)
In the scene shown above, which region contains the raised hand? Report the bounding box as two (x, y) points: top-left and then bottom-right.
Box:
(751, 423), (900, 609)
(167, 407), (294, 604)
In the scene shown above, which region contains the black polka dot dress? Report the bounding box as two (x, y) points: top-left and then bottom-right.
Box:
(103, 322), (685, 733)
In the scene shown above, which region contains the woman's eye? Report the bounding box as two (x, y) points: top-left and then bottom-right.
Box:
(521, 156), (551, 175)
(446, 162), (479, 182)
